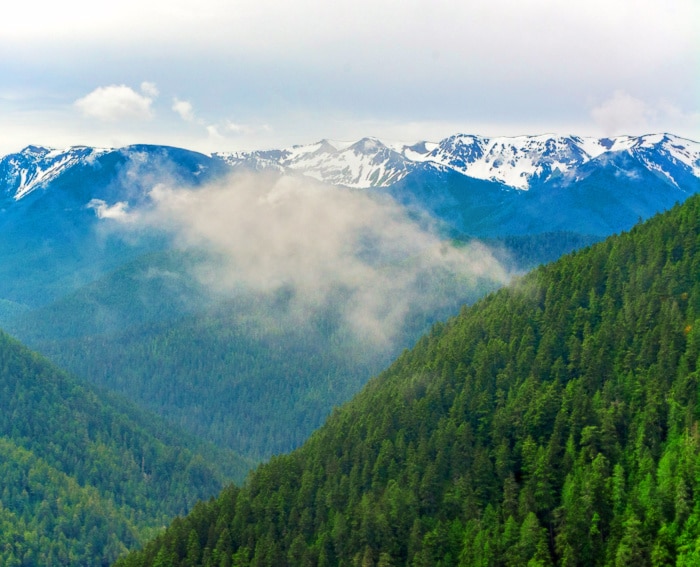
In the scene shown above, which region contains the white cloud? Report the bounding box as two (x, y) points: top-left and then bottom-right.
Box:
(172, 98), (195, 122)
(140, 81), (159, 98)
(207, 120), (262, 140)
(222, 121), (245, 134)
(206, 124), (223, 139)
(75, 83), (157, 122)
(116, 173), (509, 347)
(87, 199), (131, 220)
(591, 91), (700, 137)
(223, 120), (264, 135)
(590, 91), (654, 136)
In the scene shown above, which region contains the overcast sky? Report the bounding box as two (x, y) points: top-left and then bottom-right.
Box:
(1, 0), (698, 154)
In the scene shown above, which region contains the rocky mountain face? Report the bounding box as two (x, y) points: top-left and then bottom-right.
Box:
(214, 133), (700, 191)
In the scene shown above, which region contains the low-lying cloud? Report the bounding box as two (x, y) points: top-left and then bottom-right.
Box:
(116, 172), (510, 348)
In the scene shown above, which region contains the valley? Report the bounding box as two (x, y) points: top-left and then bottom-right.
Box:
(0, 133), (698, 563)
(118, 192), (700, 566)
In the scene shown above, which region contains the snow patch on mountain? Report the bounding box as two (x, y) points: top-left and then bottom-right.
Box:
(0, 145), (111, 201)
(214, 133), (699, 191)
(215, 137), (414, 188)
(2, 134), (698, 204)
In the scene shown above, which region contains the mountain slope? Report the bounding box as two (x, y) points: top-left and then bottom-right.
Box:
(0, 144), (229, 306)
(118, 194), (700, 566)
(214, 133), (700, 192)
(215, 133), (699, 238)
(5, 246), (502, 460)
(0, 330), (252, 565)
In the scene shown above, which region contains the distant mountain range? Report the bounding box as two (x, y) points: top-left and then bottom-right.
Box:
(2, 133), (698, 243)
(214, 132), (700, 191)
(217, 132), (700, 238)
(4, 133), (698, 198)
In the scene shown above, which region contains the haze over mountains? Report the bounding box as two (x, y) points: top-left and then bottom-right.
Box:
(1, 132), (698, 459)
(0, 132), (698, 563)
(118, 189), (700, 567)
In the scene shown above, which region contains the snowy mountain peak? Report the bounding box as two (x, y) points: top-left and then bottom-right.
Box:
(0, 145), (111, 201)
(424, 134), (588, 189)
(419, 133), (700, 190)
(313, 139), (342, 154)
(215, 136), (411, 188)
(2, 134), (698, 202)
(349, 137), (386, 154)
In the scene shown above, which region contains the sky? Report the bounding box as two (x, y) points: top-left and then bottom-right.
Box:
(1, 0), (698, 155)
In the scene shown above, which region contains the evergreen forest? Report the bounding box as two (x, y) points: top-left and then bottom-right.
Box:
(0, 331), (252, 565)
(118, 194), (700, 566)
(4, 232), (594, 461)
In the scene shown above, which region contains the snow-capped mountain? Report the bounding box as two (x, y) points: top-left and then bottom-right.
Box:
(0, 133), (697, 241)
(2, 134), (698, 203)
(0, 133), (698, 306)
(422, 134), (595, 189)
(215, 133), (700, 191)
(0, 144), (228, 205)
(0, 144), (232, 307)
(0, 145), (110, 202)
(215, 137), (415, 188)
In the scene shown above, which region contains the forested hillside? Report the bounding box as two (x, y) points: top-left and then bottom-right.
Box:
(0, 331), (252, 565)
(6, 249), (500, 460)
(5, 231), (595, 461)
(118, 194), (700, 566)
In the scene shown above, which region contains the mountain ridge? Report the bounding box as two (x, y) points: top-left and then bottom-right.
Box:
(2, 133), (697, 202)
(214, 132), (700, 190)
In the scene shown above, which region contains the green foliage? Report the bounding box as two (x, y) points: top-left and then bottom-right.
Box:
(477, 231), (603, 272)
(119, 195), (700, 565)
(7, 228), (592, 463)
(8, 249), (499, 461)
(0, 331), (251, 564)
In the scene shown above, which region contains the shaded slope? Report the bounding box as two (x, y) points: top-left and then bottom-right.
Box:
(385, 149), (699, 239)
(0, 331), (252, 565)
(0, 145), (228, 307)
(5, 250), (212, 341)
(118, 194), (700, 566)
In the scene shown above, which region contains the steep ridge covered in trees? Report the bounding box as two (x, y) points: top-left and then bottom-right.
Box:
(118, 194), (700, 566)
(0, 331), (252, 565)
